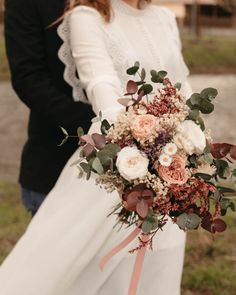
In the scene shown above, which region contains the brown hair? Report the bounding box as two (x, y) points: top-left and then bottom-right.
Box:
(55, 0), (151, 25)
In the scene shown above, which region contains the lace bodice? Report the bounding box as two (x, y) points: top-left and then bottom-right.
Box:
(57, 1), (191, 117)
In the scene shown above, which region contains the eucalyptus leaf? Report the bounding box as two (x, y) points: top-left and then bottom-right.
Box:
(77, 127), (84, 138)
(188, 109), (200, 121)
(176, 213), (201, 230)
(101, 119), (111, 134)
(157, 70), (167, 78)
(141, 68), (146, 81)
(60, 126), (68, 136)
(215, 159), (229, 178)
(141, 220), (153, 234)
(58, 136), (68, 147)
(174, 82), (182, 90)
(214, 190), (221, 204)
(189, 155), (198, 168)
(203, 153), (214, 164)
(138, 84), (153, 95)
(199, 99), (214, 114)
(190, 93), (201, 106)
(196, 116), (205, 131)
(200, 88), (218, 101)
(103, 143), (121, 157)
(92, 157), (104, 174)
(97, 150), (112, 166)
(127, 66), (139, 75)
(80, 162), (91, 174)
(195, 173), (212, 181)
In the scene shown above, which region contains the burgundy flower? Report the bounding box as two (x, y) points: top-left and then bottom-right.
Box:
(123, 184), (154, 219)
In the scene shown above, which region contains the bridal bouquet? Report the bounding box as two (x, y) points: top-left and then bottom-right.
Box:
(61, 62), (235, 239)
(61, 62), (236, 294)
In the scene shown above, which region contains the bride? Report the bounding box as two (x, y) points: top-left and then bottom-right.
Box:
(0, 0), (193, 294)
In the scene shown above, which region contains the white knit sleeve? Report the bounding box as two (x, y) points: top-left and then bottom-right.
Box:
(69, 6), (124, 120)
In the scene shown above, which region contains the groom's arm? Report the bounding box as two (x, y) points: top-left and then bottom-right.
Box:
(4, 0), (93, 131)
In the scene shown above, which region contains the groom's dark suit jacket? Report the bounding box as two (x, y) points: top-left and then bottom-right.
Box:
(4, 0), (95, 194)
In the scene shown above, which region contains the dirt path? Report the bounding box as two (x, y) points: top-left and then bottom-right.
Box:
(0, 75), (236, 183)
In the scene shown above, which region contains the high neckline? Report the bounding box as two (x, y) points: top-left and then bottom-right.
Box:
(112, 0), (149, 16)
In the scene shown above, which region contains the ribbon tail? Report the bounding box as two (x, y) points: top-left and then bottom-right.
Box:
(99, 226), (142, 270)
(128, 236), (149, 295)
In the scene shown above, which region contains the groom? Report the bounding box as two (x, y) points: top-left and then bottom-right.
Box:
(4, 0), (94, 216)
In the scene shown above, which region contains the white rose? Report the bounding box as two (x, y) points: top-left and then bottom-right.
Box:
(116, 147), (149, 181)
(174, 120), (206, 155)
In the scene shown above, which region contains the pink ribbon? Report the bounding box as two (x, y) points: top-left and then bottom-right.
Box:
(99, 226), (149, 295)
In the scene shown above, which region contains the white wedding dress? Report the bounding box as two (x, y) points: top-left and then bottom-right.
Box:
(0, 2), (193, 294)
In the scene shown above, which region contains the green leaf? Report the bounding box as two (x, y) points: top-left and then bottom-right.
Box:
(220, 198), (231, 215)
(174, 82), (182, 90)
(103, 143), (121, 157)
(77, 127), (84, 138)
(214, 190), (221, 204)
(150, 70), (167, 83)
(60, 126), (68, 136)
(58, 136), (68, 147)
(199, 99), (214, 114)
(176, 213), (201, 230)
(200, 88), (218, 101)
(203, 153), (214, 165)
(97, 150), (112, 166)
(196, 116), (206, 131)
(127, 66), (139, 75)
(195, 173), (212, 181)
(80, 162), (91, 174)
(189, 155), (198, 168)
(186, 98), (194, 110)
(140, 68), (146, 81)
(215, 159), (229, 178)
(188, 109), (200, 121)
(138, 84), (153, 95)
(217, 186), (236, 193)
(190, 93), (201, 106)
(204, 145), (212, 154)
(92, 157), (104, 174)
(101, 119), (111, 134)
(157, 70), (167, 78)
(141, 220), (153, 234)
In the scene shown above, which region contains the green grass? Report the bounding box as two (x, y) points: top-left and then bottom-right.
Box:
(0, 35), (10, 81)
(182, 34), (236, 74)
(0, 182), (30, 263)
(0, 181), (235, 294)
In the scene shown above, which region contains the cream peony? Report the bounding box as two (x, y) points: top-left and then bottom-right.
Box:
(174, 120), (206, 155)
(116, 147), (149, 181)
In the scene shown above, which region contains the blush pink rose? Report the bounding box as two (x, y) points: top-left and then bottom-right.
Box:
(158, 155), (189, 185)
(131, 114), (157, 141)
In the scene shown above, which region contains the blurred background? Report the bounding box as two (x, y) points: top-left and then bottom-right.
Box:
(0, 1), (236, 294)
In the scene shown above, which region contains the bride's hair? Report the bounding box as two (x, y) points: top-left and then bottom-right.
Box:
(57, 0), (151, 23)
